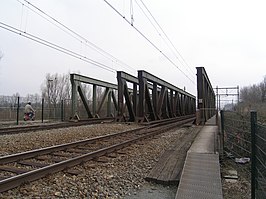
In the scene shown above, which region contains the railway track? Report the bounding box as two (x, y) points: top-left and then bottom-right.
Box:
(0, 118), (114, 135)
(0, 115), (195, 192)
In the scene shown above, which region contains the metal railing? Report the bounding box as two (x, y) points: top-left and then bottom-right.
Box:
(221, 110), (266, 199)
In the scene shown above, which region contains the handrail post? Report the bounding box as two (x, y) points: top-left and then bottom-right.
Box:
(16, 96), (20, 125)
(61, 100), (64, 122)
(41, 98), (44, 123)
(220, 110), (225, 159)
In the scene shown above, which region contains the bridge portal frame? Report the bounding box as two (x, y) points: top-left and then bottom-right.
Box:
(196, 67), (216, 124)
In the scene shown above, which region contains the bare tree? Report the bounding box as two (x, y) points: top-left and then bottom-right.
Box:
(0, 50), (3, 61)
(240, 75), (266, 103)
(41, 73), (72, 108)
(96, 86), (104, 103)
(79, 84), (92, 101)
(10, 93), (20, 108)
(25, 93), (41, 105)
(260, 76), (266, 102)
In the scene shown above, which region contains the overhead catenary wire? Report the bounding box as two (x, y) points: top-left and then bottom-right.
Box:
(103, 0), (195, 84)
(134, 0), (194, 80)
(18, 0), (194, 83)
(135, 0), (193, 78)
(138, 0), (195, 77)
(18, 0), (136, 73)
(0, 22), (116, 73)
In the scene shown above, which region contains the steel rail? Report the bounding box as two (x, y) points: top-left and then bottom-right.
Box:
(0, 118), (114, 135)
(0, 116), (195, 192)
(147, 114), (195, 126)
(0, 126), (148, 164)
(0, 115), (193, 164)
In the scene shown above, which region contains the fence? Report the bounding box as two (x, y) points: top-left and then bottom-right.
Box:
(221, 110), (266, 199)
(0, 97), (116, 125)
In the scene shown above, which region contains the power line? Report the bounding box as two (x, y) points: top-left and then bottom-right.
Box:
(18, 0), (136, 73)
(134, 1), (161, 39)
(138, 0), (195, 77)
(103, 0), (195, 84)
(0, 21), (116, 73)
(134, 0), (194, 80)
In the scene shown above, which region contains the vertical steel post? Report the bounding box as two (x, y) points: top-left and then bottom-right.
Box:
(152, 83), (158, 118)
(219, 95), (221, 111)
(216, 86), (218, 111)
(196, 67), (204, 124)
(251, 110), (257, 199)
(70, 74), (77, 118)
(41, 98), (44, 123)
(220, 110), (225, 159)
(61, 100), (64, 121)
(237, 85), (240, 104)
(133, 83), (137, 116)
(169, 90), (174, 117)
(107, 91), (112, 117)
(16, 96), (20, 125)
(117, 72), (124, 119)
(138, 71), (145, 119)
(93, 84), (97, 116)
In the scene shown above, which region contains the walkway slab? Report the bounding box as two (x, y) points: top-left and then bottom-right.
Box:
(176, 116), (223, 199)
(175, 153), (223, 199)
(188, 125), (217, 154)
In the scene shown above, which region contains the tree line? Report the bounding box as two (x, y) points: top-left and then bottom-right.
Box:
(0, 73), (70, 107)
(238, 76), (266, 122)
(0, 72), (103, 109)
(240, 76), (266, 103)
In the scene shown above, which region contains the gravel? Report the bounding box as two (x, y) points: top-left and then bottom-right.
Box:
(0, 123), (191, 198)
(0, 123), (250, 198)
(0, 123), (139, 156)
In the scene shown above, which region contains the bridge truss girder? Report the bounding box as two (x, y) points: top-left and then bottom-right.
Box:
(71, 70), (196, 122)
(71, 73), (117, 119)
(117, 70), (196, 122)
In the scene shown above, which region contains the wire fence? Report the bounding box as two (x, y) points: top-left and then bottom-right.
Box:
(0, 97), (116, 126)
(254, 119), (266, 199)
(0, 99), (69, 125)
(221, 110), (266, 199)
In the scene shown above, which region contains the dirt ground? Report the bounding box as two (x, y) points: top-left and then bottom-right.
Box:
(221, 157), (251, 199)
(124, 182), (177, 199)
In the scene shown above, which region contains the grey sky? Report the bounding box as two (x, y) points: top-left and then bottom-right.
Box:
(0, 0), (265, 100)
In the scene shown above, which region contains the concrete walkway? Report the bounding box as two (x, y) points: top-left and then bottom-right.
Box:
(175, 116), (223, 199)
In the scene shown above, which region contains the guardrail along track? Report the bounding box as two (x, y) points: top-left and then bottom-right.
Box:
(0, 115), (195, 192)
(0, 118), (114, 135)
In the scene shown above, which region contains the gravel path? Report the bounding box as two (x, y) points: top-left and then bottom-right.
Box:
(0, 123), (192, 198)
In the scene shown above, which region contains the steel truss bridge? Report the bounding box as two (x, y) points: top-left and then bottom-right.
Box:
(71, 67), (215, 124)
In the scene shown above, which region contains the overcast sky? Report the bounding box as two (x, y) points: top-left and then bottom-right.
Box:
(0, 0), (265, 103)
